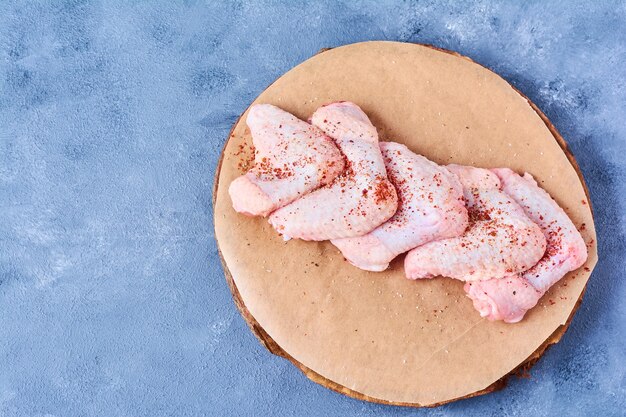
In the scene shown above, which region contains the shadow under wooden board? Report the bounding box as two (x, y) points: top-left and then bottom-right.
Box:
(213, 42), (598, 407)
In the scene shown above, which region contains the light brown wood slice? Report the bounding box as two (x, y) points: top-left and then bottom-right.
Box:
(212, 42), (598, 407)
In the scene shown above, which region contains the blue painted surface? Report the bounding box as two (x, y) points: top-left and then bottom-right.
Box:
(0, 1), (624, 416)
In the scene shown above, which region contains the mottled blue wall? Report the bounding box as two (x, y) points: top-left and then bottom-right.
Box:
(0, 1), (624, 416)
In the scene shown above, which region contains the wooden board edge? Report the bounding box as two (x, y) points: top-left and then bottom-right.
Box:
(211, 42), (594, 408)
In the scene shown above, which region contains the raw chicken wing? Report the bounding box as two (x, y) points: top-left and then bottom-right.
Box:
(464, 169), (588, 323)
(229, 104), (344, 217)
(404, 165), (547, 281)
(269, 102), (398, 240)
(332, 142), (468, 271)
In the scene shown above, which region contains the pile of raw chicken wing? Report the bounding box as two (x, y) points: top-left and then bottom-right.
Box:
(229, 101), (587, 323)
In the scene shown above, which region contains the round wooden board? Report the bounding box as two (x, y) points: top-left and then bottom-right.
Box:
(213, 42), (598, 407)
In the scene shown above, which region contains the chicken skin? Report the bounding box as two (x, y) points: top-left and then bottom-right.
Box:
(332, 142), (468, 271)
(269, 102), (398, 240)
(404, 165), (547, 281)
(229, 104), (345, 217)
(464, 169), (588, 323)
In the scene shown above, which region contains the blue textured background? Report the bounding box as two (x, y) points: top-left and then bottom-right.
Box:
(1, 1), (624, 416)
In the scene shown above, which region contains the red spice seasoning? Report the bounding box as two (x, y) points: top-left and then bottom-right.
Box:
(373, 178), (394, 204)
(234, 140), (256, 172)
